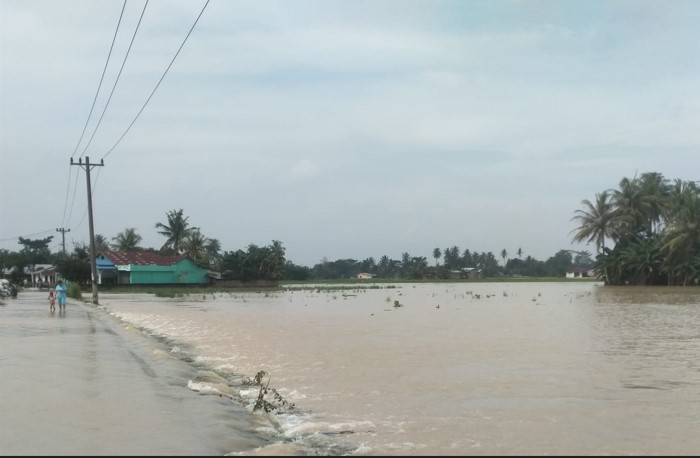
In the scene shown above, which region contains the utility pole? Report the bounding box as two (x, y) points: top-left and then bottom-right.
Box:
(71, 156), (104, 305)
(56, 227), (71, 254)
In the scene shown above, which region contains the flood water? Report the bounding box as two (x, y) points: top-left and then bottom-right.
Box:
(87, 281), (700, 455)
(5, 282), (698, 455)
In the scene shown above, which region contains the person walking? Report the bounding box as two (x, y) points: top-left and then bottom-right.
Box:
(48, 291), (56, 312)
(55, 280), (67, 311)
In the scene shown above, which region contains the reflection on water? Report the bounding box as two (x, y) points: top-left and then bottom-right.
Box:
(99, 282), (700, 455)
(590, 286), (700, 394)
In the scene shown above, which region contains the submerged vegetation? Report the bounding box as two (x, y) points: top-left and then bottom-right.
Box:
(245, 370), (295, 413)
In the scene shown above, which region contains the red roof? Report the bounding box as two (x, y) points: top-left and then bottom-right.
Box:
(101, 251), (187, 266)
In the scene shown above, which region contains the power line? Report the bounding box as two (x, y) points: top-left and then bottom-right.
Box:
(70, 0), (127, 160)
(60, 1), (127, 233)
(64, 167), (82, 229)
(79, 0), (149, 159)
(60, 166), (74, 228)
(102, 0), (210, 160)
(0, 229), (56, 243)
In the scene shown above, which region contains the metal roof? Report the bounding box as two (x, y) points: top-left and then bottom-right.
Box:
(100, 251), (187, 266)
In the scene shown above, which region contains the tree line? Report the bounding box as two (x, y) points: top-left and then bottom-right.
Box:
(1, 207), (589, 285)
(570, 172), (700, 286)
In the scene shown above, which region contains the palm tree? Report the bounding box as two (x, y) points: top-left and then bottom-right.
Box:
(500, 249), (508, 267)
(570, 190), (616, 254)
(432, 248), (441, 267)
(94, 234), (111, 253)
(205, 238), (222, 269)
(401, 252), (411, 277)
(154, 209), (193, 254)
(443, 246), (460, 270)
(639, 172), (671, 236)
(267, 240), (286, 280)
(611, 176), (653, 240)
(377, 255), (390, 278)
(111, 228), (142, 251)
(517, 247), (523, 259)
(182, 229), (208, 261)
(462, 249), (473, 267)
(662, 191), (700, 285)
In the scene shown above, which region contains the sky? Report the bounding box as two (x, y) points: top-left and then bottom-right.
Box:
(1, 0), (699, 268)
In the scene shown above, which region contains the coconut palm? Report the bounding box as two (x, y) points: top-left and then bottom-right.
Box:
(462, 248), (473, 267)
(500, 249), (508, 267)
(205, 238), (222, 269)
(432, 248), (441, 267)
(377, 255), (391, 278)
(570, 190), (616, 253)
(662, 191), (700, 285)
(182, 229), (208, 261)
(154, 209), (193, 254)
(94, 234), (111, 253)
(610, 176), (653, 240)
(639, 172), (671, 236)
(111, 228), (142, 251)
(267, 240), (286, 280)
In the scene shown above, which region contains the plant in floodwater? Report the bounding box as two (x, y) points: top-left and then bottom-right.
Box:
(245, 370), (295, 413)
(393, 300), (403, 308)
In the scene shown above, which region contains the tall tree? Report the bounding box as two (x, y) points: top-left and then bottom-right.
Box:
(182, 229), (208, 262)
(205, 238), (222, 270)
(432, 247), (441, 267)
(111, 228), (142, 251)
(154, 209), (193, 254)
(611, 176), (653, 240)
(377, 255), (391, 278)
(500, 249), (508, 267)
(95, 234), (111, 253)
(639, 172), (671, 237)
(267, 240), (287, 280)
(18, 236), (53, 265)
(570, 190), (616, 253)
(662, 191), (700, 285)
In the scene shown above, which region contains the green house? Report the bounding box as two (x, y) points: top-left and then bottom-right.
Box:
(96, 251), (210, 285)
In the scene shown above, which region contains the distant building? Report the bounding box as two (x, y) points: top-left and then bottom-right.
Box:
(356, 272), (375, 279)
(566, 267), (596, 279)
(449, 268), (483, 280)
(35, 265), (57, 286)
(96, 251), (209, 285)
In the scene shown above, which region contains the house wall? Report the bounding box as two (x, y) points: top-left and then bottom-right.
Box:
(129, 259), (208, 285)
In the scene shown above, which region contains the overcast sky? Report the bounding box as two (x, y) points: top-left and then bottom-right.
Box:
(1, 0), (699, 267)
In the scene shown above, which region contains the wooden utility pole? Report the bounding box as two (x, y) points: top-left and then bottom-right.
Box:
(56, 227), (70, 254)
(71, 156), (104, 304)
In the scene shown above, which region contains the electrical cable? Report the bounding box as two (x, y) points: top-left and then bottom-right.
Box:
(79, 0), (149, 159)
(70, 0), (127, 160)
(101, 0), (209, 160)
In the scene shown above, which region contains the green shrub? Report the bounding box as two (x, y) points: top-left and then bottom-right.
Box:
(68, 283), (82, 300)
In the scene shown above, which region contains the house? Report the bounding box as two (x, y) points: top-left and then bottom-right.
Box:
(3, 264), (53, 286)
(566, 267), (596, 279)
(34, 265), (58, 286)
(449, 268), (483, 280)
(96, 251), (210, 286)
(356, 272), (375, 280)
